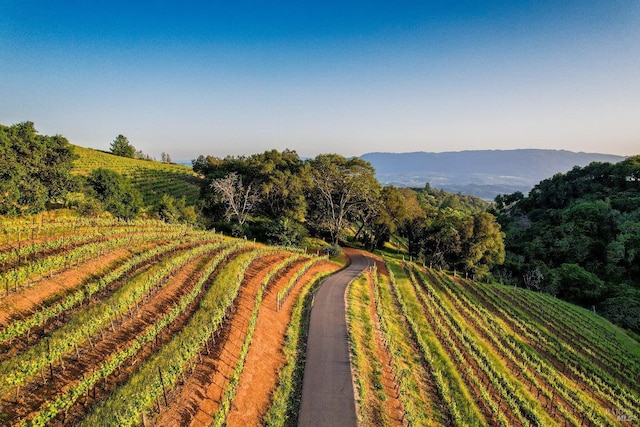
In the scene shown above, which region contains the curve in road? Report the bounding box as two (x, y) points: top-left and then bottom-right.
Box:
(298, 249), (373, 427)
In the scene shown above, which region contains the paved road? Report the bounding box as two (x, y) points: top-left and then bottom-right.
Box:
(298, 250), (372, 427)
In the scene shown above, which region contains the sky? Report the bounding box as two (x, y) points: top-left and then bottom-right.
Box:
(1, 1), (639, 161)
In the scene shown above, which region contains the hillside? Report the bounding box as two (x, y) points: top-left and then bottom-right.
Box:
(0, 212), (339, 426)
(72, 145), (202, 206)
(360, 149), (626, 200)
(0, 211), (637, 426)
(347, 256), (640, 426)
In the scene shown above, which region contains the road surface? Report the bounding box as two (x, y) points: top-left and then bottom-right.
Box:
(298, 250), (372, 427)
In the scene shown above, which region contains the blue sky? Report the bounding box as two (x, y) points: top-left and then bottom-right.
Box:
(1, 1), (639, 160)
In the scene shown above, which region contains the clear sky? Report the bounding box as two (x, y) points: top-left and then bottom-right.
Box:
(1, 1), (639, 161)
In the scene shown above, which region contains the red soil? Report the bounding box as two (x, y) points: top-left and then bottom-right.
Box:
(5, 250), (215, 424)
(151, 253), (290, 427)
(0, 248), (132, 327)
(226, 259), (340, 426)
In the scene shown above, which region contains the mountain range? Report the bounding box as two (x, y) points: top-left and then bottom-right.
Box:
(359, 149), (626, 200)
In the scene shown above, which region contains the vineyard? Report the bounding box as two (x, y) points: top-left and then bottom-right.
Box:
(72, 145), (202, 205)
(347, 256), (640, 426)
(0, 213), (339, 426)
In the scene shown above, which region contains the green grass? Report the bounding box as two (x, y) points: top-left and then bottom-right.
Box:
(380, 258), (640, 426)
(346, 273), (388, 426)
(72, 145), (202, 206)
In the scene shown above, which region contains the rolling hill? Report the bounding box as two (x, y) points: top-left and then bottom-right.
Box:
(72, 145), (203, 206)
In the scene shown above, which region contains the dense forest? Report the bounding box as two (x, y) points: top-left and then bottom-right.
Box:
(2, 121), (639, 334)
(493, 157), (640, 331)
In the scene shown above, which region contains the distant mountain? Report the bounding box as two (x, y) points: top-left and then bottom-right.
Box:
(359, 149), (626, 200)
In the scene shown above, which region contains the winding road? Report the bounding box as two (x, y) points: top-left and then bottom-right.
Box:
(298, 249), (373, 427)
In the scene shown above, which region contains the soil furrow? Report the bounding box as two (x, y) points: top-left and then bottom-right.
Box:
(3, 250), (216, 424)
(226, 259), (337, 426)
(151, 253), (288, 427)
(365, 267), (405, 426)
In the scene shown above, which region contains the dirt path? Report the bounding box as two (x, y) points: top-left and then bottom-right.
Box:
(226, 259), (340, 426)
(152, 253), (288, 427)
(298, 249), (371, 427)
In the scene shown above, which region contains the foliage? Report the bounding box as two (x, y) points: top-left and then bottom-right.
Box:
(110, 134), (135, 158)
(156, 194), (199, 226)
(306, 154), (380, 244)
(265, 217), (308, 246)
(494, 156), (640, 331)
(416, 183), (490, 212)
(193, 149), (503, 274)
(321, 244), (342, 258)
(87, 168), (143, 220)
(0, 122), (77, 215)
(399, 203), (504, 278)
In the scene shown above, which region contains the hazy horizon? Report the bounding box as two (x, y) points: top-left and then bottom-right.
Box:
(2, 1), (639, 160)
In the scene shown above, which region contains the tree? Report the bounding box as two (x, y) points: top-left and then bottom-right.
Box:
(552, 263), (605, 306)
(357, 186), (424, 251)
(0, 122), (77, 215)
(306, 154), (380, 244)
(156, 194), (199, 225)
(418, 208), (504, 278)
(110, 134), (135, 158)
(211, 172), (260, 226)
(161, 152), (172, 163)
(87, 168), (142, 220)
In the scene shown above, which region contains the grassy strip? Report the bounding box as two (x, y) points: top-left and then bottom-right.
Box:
(462, 276), (640, 420)
(372, 268), (441, 426)
(263, 269), (335, 427)
(22, 245), (239, 426)
(0, 235), (219, 344)
(346, 272), (388, 426)
(0, 230), (187, 296)
(386, 259), (485, 426)
(406, 264), (548, 426)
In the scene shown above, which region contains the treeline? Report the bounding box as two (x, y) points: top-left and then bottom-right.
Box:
(493, 156), (640, 331)
(192, 150), (504, 277)
(1, 121), (503, 282)
(0, 122), (196, 224)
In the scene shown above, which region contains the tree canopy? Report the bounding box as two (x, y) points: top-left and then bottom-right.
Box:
(0, 122), (77, 215)
(494, 156), (640, 331)
(110, 134), (135, 158)
(87, 168), (142, 220)
(306, 154), (380, 244)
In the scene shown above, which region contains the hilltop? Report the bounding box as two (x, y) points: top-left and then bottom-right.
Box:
(360, 149), (626, 200)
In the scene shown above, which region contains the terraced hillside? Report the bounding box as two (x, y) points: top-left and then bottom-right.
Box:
(347, 257), (640, 426)
(0, 213), (339, 426)
(72, 145), (202, 205)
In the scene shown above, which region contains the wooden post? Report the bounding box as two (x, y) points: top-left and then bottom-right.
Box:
(158, 366), (168, 406)
(47, 338), (54, 381)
